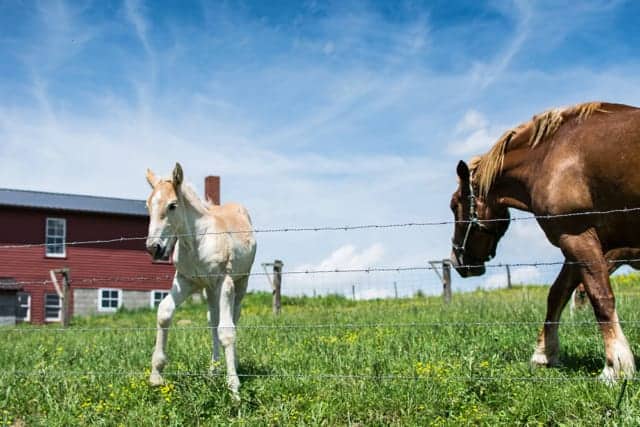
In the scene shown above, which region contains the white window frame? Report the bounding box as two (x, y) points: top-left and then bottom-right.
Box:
(44, 293), (61, 322)
(45, 217), (66, 258)
(17, 292), (31, 322)
(98, 288), (122, 312)
(150, 290), (170, 308)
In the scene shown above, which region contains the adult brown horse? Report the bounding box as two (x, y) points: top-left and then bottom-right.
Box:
(449, 102), (640, 382)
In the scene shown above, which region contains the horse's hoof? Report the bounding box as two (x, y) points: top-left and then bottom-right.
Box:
(599, 356), (636, 386)
(227, 376), (240, 400)
(530, 351), (559, 368)
(599, 367), (617, 386)
(149, 371), (165, 386)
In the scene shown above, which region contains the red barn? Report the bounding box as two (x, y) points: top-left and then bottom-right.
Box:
(0, 177), (220, 324)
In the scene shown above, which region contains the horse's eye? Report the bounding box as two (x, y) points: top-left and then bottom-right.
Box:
(168, 202), (177, 211)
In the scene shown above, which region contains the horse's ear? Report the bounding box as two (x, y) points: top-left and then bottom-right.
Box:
(172, 162), (184, 188)
(146, 169), (159, 188)
(456, 160), (470, 182)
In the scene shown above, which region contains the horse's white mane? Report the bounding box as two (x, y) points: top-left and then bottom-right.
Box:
(179, 181), (212, 213)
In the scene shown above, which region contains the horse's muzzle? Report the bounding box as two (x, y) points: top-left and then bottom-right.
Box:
(147, 243), (169, 261)
(450, 251), (486, 277)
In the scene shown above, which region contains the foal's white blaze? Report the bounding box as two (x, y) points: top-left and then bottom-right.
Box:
(145, 183), (179, 261)
(146, 192), (163, 240)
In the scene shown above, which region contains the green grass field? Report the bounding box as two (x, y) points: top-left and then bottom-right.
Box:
(3, 274), (640, 426)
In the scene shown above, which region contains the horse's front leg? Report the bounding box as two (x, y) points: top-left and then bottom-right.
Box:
(531, 263), (580, 367)
(205, 287), (221, 372)
(561, 231), (635, 383)
(218, 274), (240, 400)
(150, 273), (193, 386)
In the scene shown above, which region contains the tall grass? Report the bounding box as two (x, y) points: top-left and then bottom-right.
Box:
(2, 274), (640, 425)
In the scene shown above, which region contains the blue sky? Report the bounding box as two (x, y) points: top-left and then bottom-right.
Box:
(2, 0), (640, 297)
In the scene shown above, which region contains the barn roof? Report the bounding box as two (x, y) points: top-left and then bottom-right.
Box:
(0, 188), (148, 217)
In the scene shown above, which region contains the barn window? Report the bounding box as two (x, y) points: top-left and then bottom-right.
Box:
(17, 292), (30, 322)
(45, 218), (66, 257)
(44, 293), (61, 322)
(150, 290), (169, 308)
(98, 288), (121, 312)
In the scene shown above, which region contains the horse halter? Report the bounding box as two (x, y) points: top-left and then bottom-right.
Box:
(452, 173), (501, 264)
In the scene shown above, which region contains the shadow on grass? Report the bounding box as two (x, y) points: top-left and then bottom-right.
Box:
(238, 360), (271, 384)
(557, 351), (632, 374)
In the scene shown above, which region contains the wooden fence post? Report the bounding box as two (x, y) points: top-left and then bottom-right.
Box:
(429, 260), (452, 304)
(506, 265), (512, 289)
(394, 281), (398, 299)
(352, 284), (356, 301)
(49, 268), (70, 327)
(442, 260), (452, 305)
(272, 260), (283, 315)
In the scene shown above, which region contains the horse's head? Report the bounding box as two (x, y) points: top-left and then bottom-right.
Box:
(144, 163), (184, 261)
(450, 160), (510, 277)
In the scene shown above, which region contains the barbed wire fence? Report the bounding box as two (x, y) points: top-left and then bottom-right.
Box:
(2, 207), (640, 383)
(0, 369), (635, 383)
(2, 205), (640, 250)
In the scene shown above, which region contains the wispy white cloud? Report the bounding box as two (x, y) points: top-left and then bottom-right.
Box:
(448, 110), (504, 156)
(472, 0), (532, 89)
(296, 243), (385, 272)
(124, 0), (152, 57)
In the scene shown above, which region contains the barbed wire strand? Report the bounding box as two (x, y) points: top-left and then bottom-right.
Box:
(8, 257), (640, 286)
(0, 369), (633, 382)
(3, 320), (640, 334)
(3, 206), (640, 249)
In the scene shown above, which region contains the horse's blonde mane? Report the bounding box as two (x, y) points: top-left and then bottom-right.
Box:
(470, 102), (605, 197)
(529, 102), (604, 148)
(469, 129), (516, 197)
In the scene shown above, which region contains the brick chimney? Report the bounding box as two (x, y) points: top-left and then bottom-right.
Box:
(204, 176), (220, 205)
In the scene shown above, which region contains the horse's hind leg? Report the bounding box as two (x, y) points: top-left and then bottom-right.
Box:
(205, 287), (221, 372)
(150, 274), (193, 386)
(218, 274), (241, 399)
(229, 275), (249, 372)
(233, 275), (248, 323)
(531, 263), (580, 367)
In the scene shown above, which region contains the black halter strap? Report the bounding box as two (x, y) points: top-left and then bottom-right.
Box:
(452, 173), (500, 263)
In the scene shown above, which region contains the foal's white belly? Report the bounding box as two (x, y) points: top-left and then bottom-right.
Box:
(173, 235), (256, 290)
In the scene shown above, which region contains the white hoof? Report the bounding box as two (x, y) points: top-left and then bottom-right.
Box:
(149, 371), (165, 386)
(530, 350), (559, 367)
(600, 342), (636, 384)
(613, 340), (636, 379)
(599, 366), (617, 386)
(227, 376), (240, 400)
